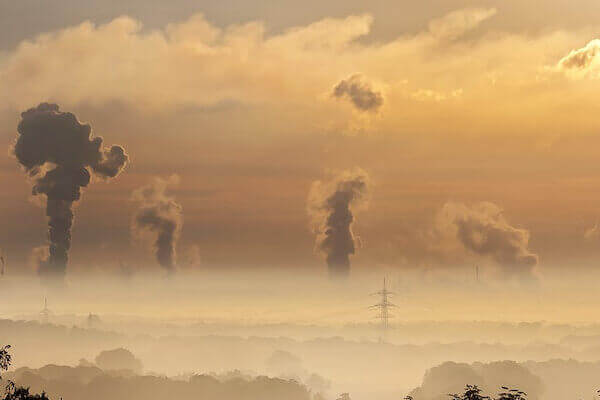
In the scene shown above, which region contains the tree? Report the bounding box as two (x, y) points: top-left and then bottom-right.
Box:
(449, 385), (490, 400)
(95, 348), (142, 373)
(447, 385), (527, 400)
(3, 384), (49, 400)
(0, 346), (11, 372)
(497, 387), (527, 400)
(0, 345), (49, 400)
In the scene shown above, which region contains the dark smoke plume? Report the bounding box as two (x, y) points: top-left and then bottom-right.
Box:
(439, 202), (539, 275)
(308, 169), (370, 278)
(13, 103), (129, 281)
(131, 176), (183, 272)
(333, 74), (383, 112)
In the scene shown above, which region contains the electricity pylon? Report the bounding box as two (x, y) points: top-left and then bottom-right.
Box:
(370, 277), (397, 340)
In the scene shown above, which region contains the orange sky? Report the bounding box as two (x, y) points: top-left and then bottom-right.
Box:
(2, 1), (600, 277)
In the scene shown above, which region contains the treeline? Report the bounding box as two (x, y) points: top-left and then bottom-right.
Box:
(1, 344), (320, 400)
(7, 365), (314, 400)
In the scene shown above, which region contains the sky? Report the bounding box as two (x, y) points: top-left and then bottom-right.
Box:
(2, 0), (600, 280)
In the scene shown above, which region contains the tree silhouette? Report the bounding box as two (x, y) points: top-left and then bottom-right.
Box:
(0, 346), (11, 372)
(449, 385), (490, 400)
(447, 385), (527, 400)
(497, 387), (527, 400)
(0, 345), (49, 400)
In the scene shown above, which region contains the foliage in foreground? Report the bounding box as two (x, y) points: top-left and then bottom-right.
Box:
(448, 385), (527, 400)
(0, 345), (49, 400)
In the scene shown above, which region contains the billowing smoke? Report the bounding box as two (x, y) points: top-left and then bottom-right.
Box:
(332, 74), (383, 112)
(308, 169), (370, 278)
(131, 176), (183, 272)
(13, 103), (129, 281)
(438, 202), (539, 275)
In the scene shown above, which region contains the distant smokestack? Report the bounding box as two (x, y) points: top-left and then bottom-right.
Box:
(131, 175), (183, 272)
(308, 168), (370, 278)
(0, 249), (5, 277)
(13, 103), (129, 283)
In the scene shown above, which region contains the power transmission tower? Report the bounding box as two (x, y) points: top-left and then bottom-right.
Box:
(370, 277), (397, 341)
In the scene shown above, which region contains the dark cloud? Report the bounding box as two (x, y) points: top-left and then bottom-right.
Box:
(308, 168), (370, 278)
(13, 103), (128, 282)
(332, 75), (383, 112)
(131, 176), (183, 272)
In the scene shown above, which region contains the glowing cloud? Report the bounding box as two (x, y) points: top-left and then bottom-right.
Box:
(559, 39), (600, 74)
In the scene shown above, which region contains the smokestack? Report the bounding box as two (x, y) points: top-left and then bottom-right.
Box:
(308, 168), (370, 278)
(131, 175), (183, 272)
(13, 103), (129, 283)
(0, 249), (5, 277)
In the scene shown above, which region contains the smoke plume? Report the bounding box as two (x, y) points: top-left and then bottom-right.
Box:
(308, 169), (370, 278)
(438, 202), (539, 275)
(13, 103), (129, 281)
(131, 176), (183, 272)
(332, 75), (383, 112)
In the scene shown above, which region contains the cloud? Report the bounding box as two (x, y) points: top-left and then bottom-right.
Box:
(559, 39), (600, 71)
(427, 8), (497, 41)
(0, 9), (597, 141)
(411, 88), (463, 102)
(0, 14), (374, 111)
(131, 175), (183, 272)
(307, 168), (370, 278)
(333, 74), (383, 112)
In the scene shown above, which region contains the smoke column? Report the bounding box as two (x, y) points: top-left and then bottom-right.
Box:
(131, 176), (183, 272)
(13, 103), (129, 282)
(308, 168), (370, 278)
